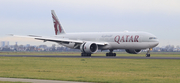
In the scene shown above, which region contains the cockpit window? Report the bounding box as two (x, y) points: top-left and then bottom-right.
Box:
(149, 37), (157, 39)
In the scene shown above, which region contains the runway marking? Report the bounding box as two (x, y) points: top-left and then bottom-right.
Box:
(0, 77), (90, 83)
(0, 55), (180, 59)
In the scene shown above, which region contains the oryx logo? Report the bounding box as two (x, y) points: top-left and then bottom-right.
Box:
(52, 14), (62, 35)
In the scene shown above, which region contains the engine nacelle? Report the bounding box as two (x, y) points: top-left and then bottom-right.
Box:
(80, 42), (98, 54)
(125, 49), (141, 54)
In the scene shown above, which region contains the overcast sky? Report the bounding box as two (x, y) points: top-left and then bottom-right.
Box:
(0, 0), (180, 46)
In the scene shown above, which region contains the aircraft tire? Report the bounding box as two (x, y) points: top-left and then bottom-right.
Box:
(106, 53), (116, 56)
(87, 53), (91, 56)
(146, 54), (150, 57)
(106, 53), (109, 56)
(81, 53), (91, 57)
(113, 53), (116, 56)
(81, 53), (84, 56)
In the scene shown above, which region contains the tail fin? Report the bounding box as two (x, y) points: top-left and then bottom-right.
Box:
(51, 10), (65, 35)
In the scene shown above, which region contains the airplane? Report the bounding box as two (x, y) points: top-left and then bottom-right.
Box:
(13, 10), (159, 57)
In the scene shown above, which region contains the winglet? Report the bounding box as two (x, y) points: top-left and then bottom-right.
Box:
(51, 10), (65, 35)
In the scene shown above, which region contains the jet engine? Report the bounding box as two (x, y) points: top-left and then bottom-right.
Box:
(125, 49), (141, 54)
(80, 42), (98, 54)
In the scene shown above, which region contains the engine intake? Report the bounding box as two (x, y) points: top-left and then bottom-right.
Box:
(125, 49), (141, 54)
(80, 42), (98, 54)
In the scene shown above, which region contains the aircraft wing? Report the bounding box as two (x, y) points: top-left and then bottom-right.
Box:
(34, 37), (108, 45)
(10, 34), (108, 45)
(35, 37), (83, 44)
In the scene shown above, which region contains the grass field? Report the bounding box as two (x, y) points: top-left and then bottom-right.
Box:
(0, 52), (180, 83)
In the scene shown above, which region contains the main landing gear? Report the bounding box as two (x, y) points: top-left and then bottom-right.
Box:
(146, 48), (152, 57)
(81, 53), (91, 56)
(106, 49), (116, 56)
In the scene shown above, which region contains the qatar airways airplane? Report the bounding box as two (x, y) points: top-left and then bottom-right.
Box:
(13, 10), (159, 57)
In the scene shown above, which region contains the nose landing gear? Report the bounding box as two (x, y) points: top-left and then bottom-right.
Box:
(146, 48), (152, 57)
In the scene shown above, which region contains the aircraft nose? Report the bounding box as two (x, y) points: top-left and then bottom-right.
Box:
(152, 36), (159, 47)
(153, 38), (159, 47)
(149, 41), (159, 48)
(149, 39), (159, 48)
(155, 41), (159, 46)
(156, 38), (159, 45)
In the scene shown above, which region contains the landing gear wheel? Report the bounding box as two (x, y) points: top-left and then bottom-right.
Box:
(146, 48), (152, 57)
(81, 53), (84, 56)
(106, 49), (116, 56)
(106, 53), (116, 56)
(113, 53), (116, 56)
(87, 53), (91, 56)
(146, 54), (150, 57)
(81, 53), (91, 57)
(106, 53), (109, 56)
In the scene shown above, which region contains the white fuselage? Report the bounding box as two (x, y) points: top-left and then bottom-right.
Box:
(54, 31), (159, 50)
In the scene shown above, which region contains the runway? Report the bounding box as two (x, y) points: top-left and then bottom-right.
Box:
(0, 55), (180, 59)
(0, 77), (90, 83)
